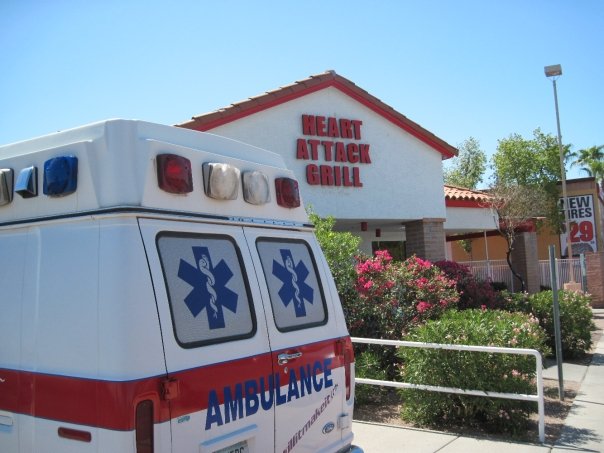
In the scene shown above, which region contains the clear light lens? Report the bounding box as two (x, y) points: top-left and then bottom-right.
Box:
(242, 171), (270, 205)
(156, 154), (193, 194)
(275, 177), (300, 208)
(43, 156), (78, 197)
(203, 163), (240, 200)
(15, 166), (38, 198)
(0, 168), (14, 206)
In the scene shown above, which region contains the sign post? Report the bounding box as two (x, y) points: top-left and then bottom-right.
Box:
(549, 244), (564, 401)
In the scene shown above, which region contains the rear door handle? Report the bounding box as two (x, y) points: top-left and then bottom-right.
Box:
(278, 352), (302, 365)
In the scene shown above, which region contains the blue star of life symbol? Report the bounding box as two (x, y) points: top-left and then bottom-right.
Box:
(272, 249), (314, 317)
(177, 246), (238, 329)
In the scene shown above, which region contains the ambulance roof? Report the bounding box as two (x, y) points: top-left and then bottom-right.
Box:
(0, 119), (308, 226)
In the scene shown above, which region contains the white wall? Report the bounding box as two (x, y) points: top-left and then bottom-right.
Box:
(208, 87), (447, 222)
(444, 206), (497, 232)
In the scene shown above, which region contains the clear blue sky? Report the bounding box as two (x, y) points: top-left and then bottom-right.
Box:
(2, 0), (602, 185)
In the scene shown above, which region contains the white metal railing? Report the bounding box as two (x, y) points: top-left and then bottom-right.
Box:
(352, 337), (545, 443)
(539, 258), (582, 289)
(459, 258), (582, 291)
(459, 259), (513, 290)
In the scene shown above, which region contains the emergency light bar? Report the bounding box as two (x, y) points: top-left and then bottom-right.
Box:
(242, 171), (270, 205)
(15, 166), (38, 198)
(203, 163), (240, 200)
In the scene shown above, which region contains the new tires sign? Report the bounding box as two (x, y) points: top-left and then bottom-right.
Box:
(560, 194), (597, 256)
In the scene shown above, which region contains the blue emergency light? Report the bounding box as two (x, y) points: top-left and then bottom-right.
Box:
(43, 156), (78, 197)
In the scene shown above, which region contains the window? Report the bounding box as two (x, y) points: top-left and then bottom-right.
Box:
(157, 233), (256, 347)
(256, 239), (327, 331)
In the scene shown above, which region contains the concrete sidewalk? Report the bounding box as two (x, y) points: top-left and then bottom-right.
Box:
(352, 309), (604, 452)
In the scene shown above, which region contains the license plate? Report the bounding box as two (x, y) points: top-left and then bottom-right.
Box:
(214, 440), (248, 453)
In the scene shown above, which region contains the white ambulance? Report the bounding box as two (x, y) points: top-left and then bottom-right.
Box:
(0, 119), (361, 453)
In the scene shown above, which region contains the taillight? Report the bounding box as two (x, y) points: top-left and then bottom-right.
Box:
(275, 177), (300, 208)
(156, 154), (193, 194)
(135, 400), (154, 453)
(341, 337), (355, 400)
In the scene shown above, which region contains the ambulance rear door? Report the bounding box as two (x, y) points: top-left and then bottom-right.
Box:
(138, 218), (275, 453)
(244, 227), (348, 453)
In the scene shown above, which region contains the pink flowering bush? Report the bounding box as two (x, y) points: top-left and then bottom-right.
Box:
(434, 260), (504, 310)
(348, 251), (458, 340)
(346, 252), (458, 379)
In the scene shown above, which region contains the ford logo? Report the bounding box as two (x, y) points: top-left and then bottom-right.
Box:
(322, 422), (335, 434)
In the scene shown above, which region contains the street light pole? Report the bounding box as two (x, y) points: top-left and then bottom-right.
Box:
(544, 64), (575, 283)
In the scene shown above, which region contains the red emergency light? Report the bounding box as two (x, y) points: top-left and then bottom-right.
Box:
(156, 154), (193, 194)
(275, 177), (300, 208)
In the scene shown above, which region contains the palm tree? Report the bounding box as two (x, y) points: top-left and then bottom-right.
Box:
(570, 145), (604, 182)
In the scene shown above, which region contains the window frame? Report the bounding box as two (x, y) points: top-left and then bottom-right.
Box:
(255, 237), (328, 333)
(156, 231), (257, 349)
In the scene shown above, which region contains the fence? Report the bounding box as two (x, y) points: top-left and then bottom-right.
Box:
(539, 258), (582, 289)
(352, 337), (545, 443)
(459, 258), (582, 291)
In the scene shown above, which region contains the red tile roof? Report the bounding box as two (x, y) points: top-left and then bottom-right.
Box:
(176, 70), (458, 159)
(444, 184), (491, 207)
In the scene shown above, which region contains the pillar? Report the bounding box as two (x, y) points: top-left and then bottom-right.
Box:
(510, 231), (540, 294)
(586, 251), (604, 308)
(405, 219), (446, 263)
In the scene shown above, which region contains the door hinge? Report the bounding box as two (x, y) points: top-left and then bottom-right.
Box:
(161, 378), (180, 401)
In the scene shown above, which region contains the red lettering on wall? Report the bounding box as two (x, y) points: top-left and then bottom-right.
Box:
(335, 142), (347, 162)
(347, 143), (359, 163)
(326, 117), (338, 137)
(359, 144), (371, 163)
(297, 115), (368, 189)
(353, 167), (363, 187)
(306, 164), (320, 185)
(316, 116), (326, 137)
(296, 138), (309, 160)
(334, 166), (342, 186)
(320, 165), (334, 185)
(308, 139), (320, 160)
(351, 120), (363, 139)
(339, 119), (352, 139)
(302, 115), (316, 136)
(322, 141), (333, 161)
(342, 167), (352, 187)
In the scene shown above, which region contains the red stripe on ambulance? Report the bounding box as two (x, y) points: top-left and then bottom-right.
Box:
(0, 338), (345, 431)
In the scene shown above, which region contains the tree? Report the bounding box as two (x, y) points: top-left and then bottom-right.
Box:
(484, 184), (548, 292)
(308, 210), (361, 302)
(491, 128), (571, 233)
(444, 137), (487, 189)
(570, 145), (604, 182)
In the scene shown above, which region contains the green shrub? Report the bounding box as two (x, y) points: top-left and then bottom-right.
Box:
(308, 210), (361, 304)
(397, 309), (549, 435)
(499, 290), (532, 314)
(528, 290), (595, 359)
(354, 349), (389, 404)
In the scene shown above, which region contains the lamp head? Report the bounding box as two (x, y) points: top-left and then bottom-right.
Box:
(544, 64), (562, 77)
